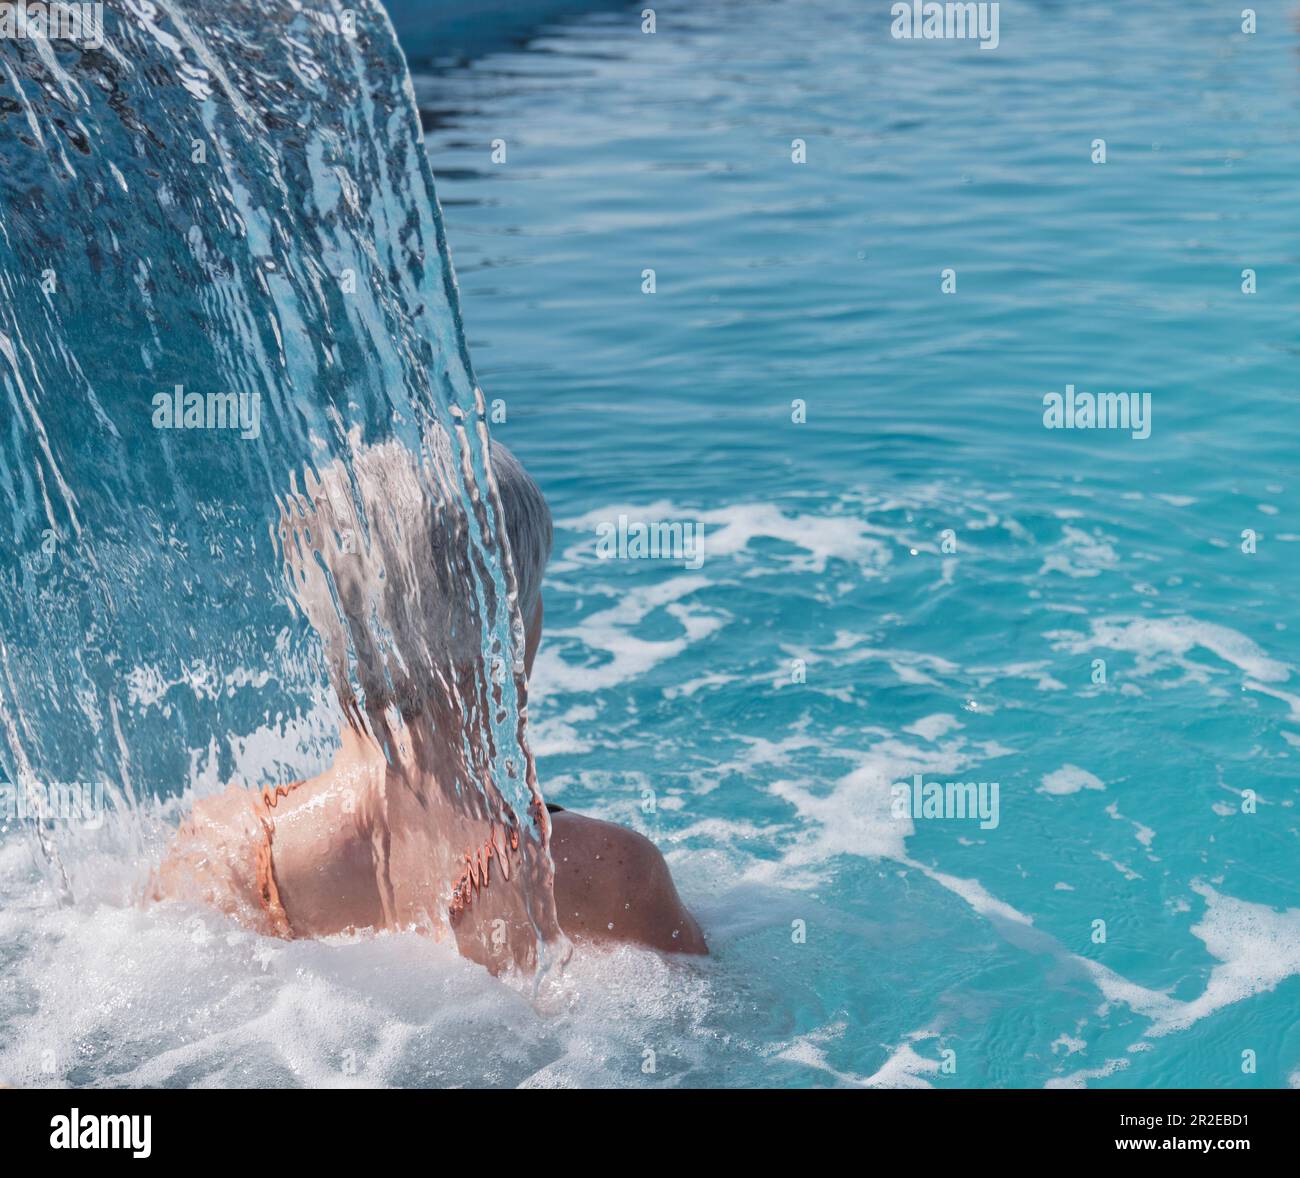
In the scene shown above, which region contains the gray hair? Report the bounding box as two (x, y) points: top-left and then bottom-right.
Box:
(278, 435), (551, 718)
(490, 442), (552, 628)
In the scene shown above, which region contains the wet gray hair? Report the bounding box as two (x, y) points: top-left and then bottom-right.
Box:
(490, 442), (551, 628)
(279, 435), (551, 718)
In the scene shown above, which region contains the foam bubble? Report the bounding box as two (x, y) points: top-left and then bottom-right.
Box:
(533, 575), (720, 697)
(557, 501), (892, 576)
(903, 713), (963, 742)
(772, 1023), (939, 1088)
(1049, 616), (1290, 684)
(1045, 1057), (1130, 1089)
(1039, 765), (1106, 795)
(1155, 883), (1300, 1036)
(0, 825), (726, 1088)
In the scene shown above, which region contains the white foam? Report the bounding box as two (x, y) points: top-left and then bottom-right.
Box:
(761, 730), (1300, 1051)
(903, 713), (963, 742)
(1105, 801), (1156, 848)
(863, 1041), (941, 1088)
(1076, 884), (1300, 1039)
(1045, 1056), (1130, 1089)
(1039, 765), (1105, 795)
(528, 704), (599, 757)
(1244, 680), (1300, 719)
(970, 661), (1067, 692)
(772, 1023), (938, 1088)
(769, 736), (976, 867)
(1051, 1032), (1086, 1056)
(533, 575), (721, 697)
(0, 821), (724, 1089)
(1038, 525), (1119, 579)
(663, 672), (738, 700)
(1096, 851), (1142, 881)
(1151, 882), (1300, 1036)
(1049, 616), (1290, 685)
(556, 500), (892, 576)
(821, 631), (961, 688)
(907, 859), (1034, 927)
(696, 727), (825, 793)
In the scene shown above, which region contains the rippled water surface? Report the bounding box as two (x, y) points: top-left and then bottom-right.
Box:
(2, 0), (1299, 1088)
(413, 0), (1300, 1087)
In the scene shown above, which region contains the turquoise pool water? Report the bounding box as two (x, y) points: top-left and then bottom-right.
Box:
(1, 0), (1297, 1090)
(411, 0), (1300, 1086)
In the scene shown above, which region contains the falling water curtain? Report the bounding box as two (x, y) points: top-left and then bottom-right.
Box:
(0, 0), (559, 964)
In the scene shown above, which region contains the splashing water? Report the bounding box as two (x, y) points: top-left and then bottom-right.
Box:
(10, 0), (1300, 1091)
(0, 0), (561, 973)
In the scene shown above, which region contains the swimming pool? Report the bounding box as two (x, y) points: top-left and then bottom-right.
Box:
(409, 0), (1300, 1087)
(1, 0), (1298, 1089)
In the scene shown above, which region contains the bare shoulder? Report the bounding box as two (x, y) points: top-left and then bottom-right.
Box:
(548, 811), (707, 955)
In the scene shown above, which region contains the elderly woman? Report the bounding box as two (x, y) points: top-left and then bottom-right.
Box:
(151, 437), (705, 973)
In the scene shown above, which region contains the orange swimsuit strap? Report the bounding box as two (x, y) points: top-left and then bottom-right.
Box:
(251, 780), (305, 939)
